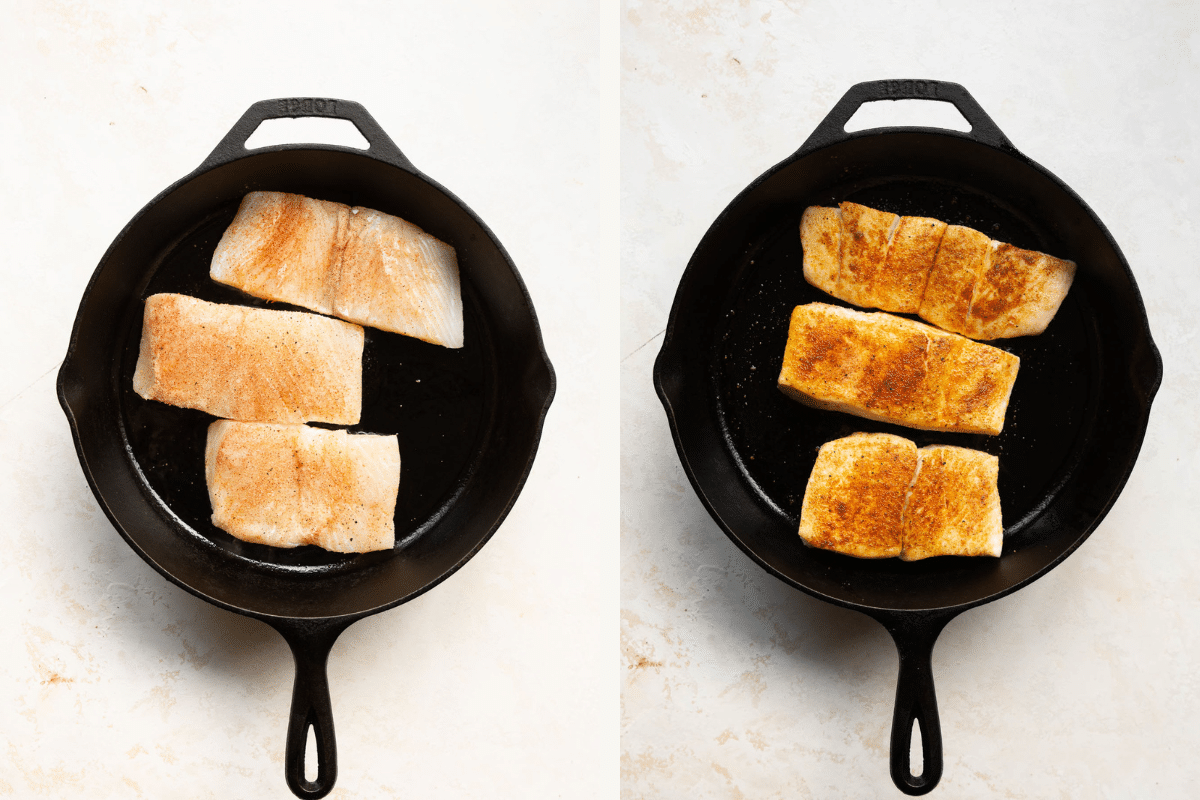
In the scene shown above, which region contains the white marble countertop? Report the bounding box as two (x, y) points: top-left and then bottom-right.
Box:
(0, 2), (616, 798)
(622, 2), (1200, 798)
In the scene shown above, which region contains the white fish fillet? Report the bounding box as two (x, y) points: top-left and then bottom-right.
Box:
(800, 202), (1076, 339)
(211, 191), (464, 348)
(132, 293), (363, 425)
(798, 432), (1002, 560)
(777, 303), (1020, 436)
(206, 421), (400, 553)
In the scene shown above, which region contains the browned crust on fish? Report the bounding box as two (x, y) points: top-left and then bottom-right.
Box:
(798, 433), (916, 559)
(836, 203), (899, 308)
(799, 204), (1075, 339)
(900, 444), (1002, 560)
(777, 303), (1019, 435)
(881, 216), (948, 313)
(797, 433), (1003, 560)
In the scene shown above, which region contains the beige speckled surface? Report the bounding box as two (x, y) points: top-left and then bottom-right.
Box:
(622, 1), (1199, 797)
(1, 1), (617, 797)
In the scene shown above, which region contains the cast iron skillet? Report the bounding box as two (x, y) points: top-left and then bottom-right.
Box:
(654, 80), (1161, 795)
(58, 98), (554, 799)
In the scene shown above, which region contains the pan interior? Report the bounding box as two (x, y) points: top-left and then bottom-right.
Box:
(118, 202), (492, 576)
(716, 179), (1098, 548)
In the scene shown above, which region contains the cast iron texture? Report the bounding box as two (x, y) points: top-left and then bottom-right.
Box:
(59, 98), (555, 799)
(653, 80), (1161, 794)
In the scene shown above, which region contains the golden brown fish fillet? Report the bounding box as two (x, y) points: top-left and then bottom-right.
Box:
(211, 191), (463, 348)
(799, 203), (1075, 339)
(206, 421), (400, 553)
(799, 206), (842, 291)
(900, 444), (1002, 560)
(837, 202), (900, 308)
(132, 293), (363, 425)
(962, 242), (1077, 339)
(917, 225), (991, 335)
(798, 433), (1002, 560)
(798, 432), (916, 558)
(777, 303), (1020, 435)
(881, 215), (948, 313)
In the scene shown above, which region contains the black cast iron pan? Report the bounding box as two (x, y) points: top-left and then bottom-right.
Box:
(653, 80), (1161, 794)
(58, 98), (555, 798)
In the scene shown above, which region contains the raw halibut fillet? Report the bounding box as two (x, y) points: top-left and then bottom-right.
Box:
(206, 420), (400, 553)
(208, 191), (347, 315)
(334, 206), (463, 348)
(799, 202), (1075, 339)
(798, 433), (1002, 560)
(211, 191), (463, 348)
(132, 293), (363, 425)
(776, 303), (1020, 435)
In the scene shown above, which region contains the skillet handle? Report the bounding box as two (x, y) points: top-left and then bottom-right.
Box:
(197, 97), (417, 173)
(871, 608), (960, 796)
(797, 80), (1014, 155)
(270, 617), (356, 800)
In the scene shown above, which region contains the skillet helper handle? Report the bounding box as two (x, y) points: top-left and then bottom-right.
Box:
(198, 97), (417, 173)
(272, 618), (355, 800)
(798, 79), (1014, 155)
(873, 609), (960, 796)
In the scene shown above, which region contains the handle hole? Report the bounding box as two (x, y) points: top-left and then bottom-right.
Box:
(909, 717), (924, 779)
(305, 722), (319, 784)
(844, 99), (971, 134)
(244, 117), (369, 151)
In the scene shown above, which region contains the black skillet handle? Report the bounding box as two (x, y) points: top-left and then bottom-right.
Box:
(870, 608), (961, 795)
(197, 97), (417, 173)
(798, 80), (1015, 156)
(270, 617), (356, 800)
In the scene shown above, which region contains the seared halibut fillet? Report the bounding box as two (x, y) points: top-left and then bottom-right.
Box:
(882, 215), (948, 313)
(211, 191), (463, 348)
(799, 202), (1075, 339)
(132, 293), (363, 425)
(206, 421), (400, 553)
(777, 303), (1020, 435)
(798, 432), (916, 559)
(900, 444), (1002, 560)
(964, 242), (1077, 339)
(918, 224), (992, 335)
(799, 206), (842, 293)
(836, 203), (900, 309)
(798, 433), (1002, 560)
